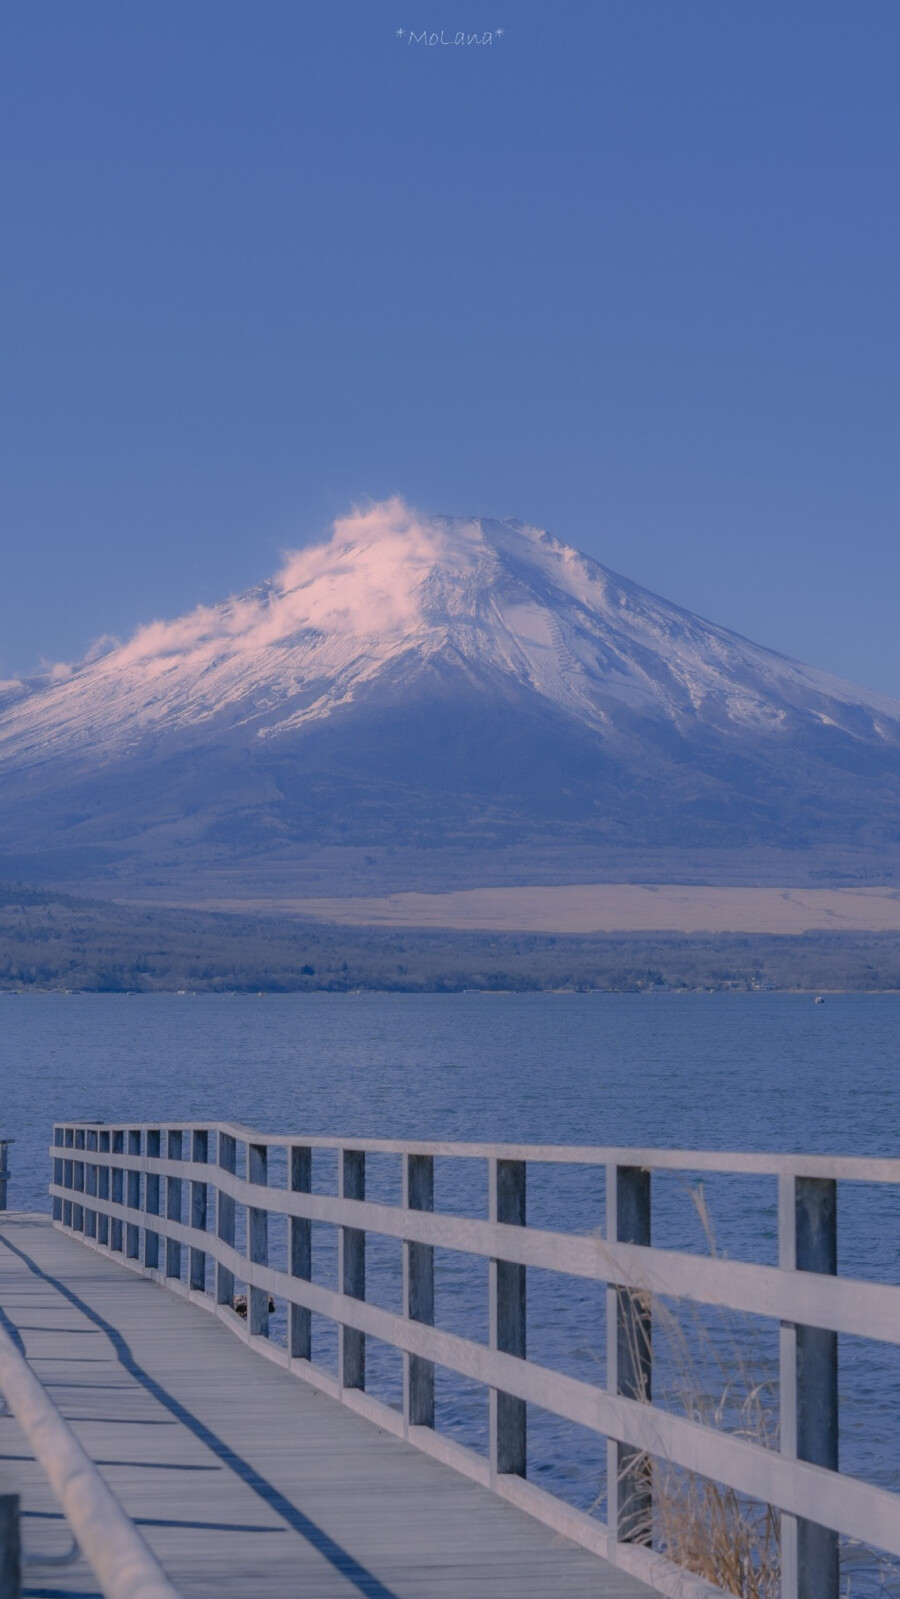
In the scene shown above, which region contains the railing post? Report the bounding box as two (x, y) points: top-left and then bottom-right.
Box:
(607, 1163), (652, 1550)
(289, 1145), (312, 1360)
(489, 1157), (526, 1482)
(110, 1131), (124, 1253)
(403, 1153), (434, 1431)
(144, 1130), (161, 1269)
(216, 1132), (236, 1309)
(190, 1130), (209, 1292)
(73, 1128), (85, 1233)
(0, 1493), (21, 1599)
(779, 1173), (839, 1599)
(84, 1129), (98, 1239)
(52, 1128), (63, 1221)
(248, 1142), (269, 1336)
(338, 1149), (365, 1391)
(165, 1130), (182, 1280)
(63, 1127), (74, 1228)
(97, 1131), (110, 1246)
(126, 1131), (141, 1260)
(0, 1141), (10, 1215)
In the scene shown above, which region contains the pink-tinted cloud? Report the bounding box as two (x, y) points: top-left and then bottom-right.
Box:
(83, 497), (485, 675)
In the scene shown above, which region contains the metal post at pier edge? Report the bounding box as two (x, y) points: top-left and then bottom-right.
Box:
(779, 1173), (839, 1599)
(0, 1493), (20, 1599)
(165, 1130), (182, 1279)
(0, 1141), (13, 1214)
(190, 1130), (209, 1292)
(216, 1132), (236, 1309)
(403, 1153), (435, 1430)
(489, 1157), (526, 1481)
(289, 1145), (312, 1359)
(338, 1149), (366, 1391)
(247, 1142), (269, 1336)
(607, 1163), (652, 1549)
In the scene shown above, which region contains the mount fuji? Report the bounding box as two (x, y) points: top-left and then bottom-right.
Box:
(2, 498), (900, 896)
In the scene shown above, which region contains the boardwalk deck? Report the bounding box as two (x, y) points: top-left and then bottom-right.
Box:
(0, 1215), (652, 1599)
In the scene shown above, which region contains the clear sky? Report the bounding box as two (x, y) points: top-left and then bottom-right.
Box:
(2, 1), (899, 694)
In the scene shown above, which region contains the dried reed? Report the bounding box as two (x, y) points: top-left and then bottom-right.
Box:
(605, 1181), (780, 1597)
(604, 1183), (900, 1597)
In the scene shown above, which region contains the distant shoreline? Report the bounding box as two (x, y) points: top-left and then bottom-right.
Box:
(4, 986), (900, 997)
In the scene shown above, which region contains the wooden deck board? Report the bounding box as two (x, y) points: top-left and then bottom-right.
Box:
(0, 1215), (653, 1598)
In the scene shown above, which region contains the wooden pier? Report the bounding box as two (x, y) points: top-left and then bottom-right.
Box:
(0, 1213), (650, 1598)
(3, 1123), (900, 1598)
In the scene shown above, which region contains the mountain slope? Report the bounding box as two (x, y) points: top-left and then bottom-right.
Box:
(2, 498), (900, 892)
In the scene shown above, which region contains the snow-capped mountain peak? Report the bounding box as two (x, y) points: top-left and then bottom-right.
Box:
(2, 497), (898, 769)
(3, 497), (900, 891)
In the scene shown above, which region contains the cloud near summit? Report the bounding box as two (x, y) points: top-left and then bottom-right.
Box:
(63, 499), (484, 680)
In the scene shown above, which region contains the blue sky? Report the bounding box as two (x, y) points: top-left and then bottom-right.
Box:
(2, 1), (899, 693)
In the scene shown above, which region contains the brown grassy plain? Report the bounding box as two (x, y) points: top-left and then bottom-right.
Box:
(171, 884), (900, 935)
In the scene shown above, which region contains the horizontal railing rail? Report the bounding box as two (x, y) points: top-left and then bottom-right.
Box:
(0, 1311), (181, 1599)
(50, 1152), (900, 1344)
(50, 1122), (900, 1178)
(48, 1123), (900, 1599)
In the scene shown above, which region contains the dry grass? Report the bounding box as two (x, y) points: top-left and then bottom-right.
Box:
(605, 1182), (781, 1597)
(646, 1458), (780, 1598)
(604, 1183), (900, 1598)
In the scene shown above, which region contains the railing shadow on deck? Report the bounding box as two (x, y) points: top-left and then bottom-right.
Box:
(0, 1228), (402, 1599)
(49, 1123), (900, 1599)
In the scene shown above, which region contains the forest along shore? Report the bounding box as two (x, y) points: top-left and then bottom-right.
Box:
(2, 883), (900, 992)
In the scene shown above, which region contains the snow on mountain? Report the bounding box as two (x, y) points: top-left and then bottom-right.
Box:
(2, 496), (899, 773)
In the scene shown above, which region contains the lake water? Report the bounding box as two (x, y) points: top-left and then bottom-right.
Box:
(3, 991), (900, 1587)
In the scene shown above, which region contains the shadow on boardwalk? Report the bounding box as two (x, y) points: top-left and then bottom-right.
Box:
(0, 1216), (651, 1598)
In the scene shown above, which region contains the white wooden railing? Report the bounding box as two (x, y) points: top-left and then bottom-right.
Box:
(49, 1125), (900, 1599)
(0, 1314), (180, 1599)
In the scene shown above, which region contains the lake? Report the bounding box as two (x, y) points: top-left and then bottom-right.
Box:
(3, 991), (899, 1584)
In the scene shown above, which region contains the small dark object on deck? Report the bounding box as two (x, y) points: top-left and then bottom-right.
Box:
(0, 1493), (21, 1599)
(233, 1292), (275, 1317)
